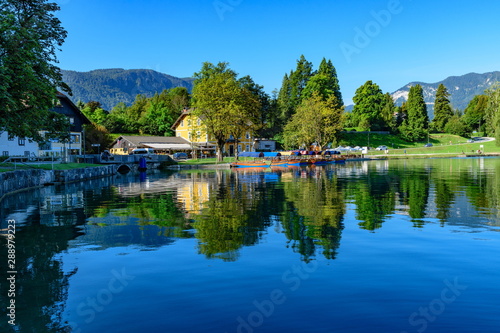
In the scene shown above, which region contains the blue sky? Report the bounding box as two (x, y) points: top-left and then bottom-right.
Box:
(55, 0), (500, 104)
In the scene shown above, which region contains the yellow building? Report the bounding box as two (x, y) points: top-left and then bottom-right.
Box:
(171, 108), (256, 156)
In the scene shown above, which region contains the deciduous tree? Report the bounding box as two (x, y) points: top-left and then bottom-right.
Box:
(352, 80), (385, 130)
(283, 91), (344, 150)
(0, 0), (69, 141)
(192, 62), (261, 162)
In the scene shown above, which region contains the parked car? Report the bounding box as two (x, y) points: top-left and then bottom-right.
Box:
(424, 143), (433, 147)
(467, 139), (474, 143)
(130, 148), (156, 156)
(375, 145), (388, 151)
(173, 152), (188, 160)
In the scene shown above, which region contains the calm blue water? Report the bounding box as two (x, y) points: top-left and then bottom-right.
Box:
(1, 158), (500, 333)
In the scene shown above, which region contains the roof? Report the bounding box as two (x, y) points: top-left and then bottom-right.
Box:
(171, 108), (192, 130)
(115, 135), (192, 146)
(143, 143), (193, 150)
(55, 91), (91, 125)
(112, 135), (191, 149)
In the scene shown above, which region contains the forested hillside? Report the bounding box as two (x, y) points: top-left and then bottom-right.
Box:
(61, 69), (194, 110)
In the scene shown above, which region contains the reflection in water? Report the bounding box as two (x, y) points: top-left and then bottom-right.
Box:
(1, 158), (500, 331)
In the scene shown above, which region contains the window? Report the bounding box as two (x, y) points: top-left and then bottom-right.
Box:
(68, 117), (75, 124)
(180, 120), (184, 127)
(246, 132), (250, 139)
(2, 151), (8, 157)
(8, 136), (14, 141)
(18, 138), (25, 146)
(197, 118), (201, 126)
(70, 134), (80, 144)
(188, 132), (192, 140)
(39, 142), (51, 150)
(188, 119), (192, 126)
(246, 145), (250, 151)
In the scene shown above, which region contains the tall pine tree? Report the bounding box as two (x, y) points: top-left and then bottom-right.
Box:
(399, 85), (429, 141)
(277, 55), (313, 128)
(302, 58), (343, 109)
(432, 84), (453, 132)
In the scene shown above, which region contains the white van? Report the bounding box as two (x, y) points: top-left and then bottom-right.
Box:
(130, 148), (156, 156)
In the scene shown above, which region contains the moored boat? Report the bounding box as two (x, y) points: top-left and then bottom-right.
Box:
(230, 161), (269, 168)
(270, 159), (288, 167)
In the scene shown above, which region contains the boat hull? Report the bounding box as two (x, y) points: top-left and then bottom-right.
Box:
(230, 161), (269, 168)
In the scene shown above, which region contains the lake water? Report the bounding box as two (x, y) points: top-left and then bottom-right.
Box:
(1, 158), (500, 333)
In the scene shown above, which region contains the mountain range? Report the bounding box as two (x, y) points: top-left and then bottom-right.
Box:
(62, 68), (500, 118)
(390, 71), (500, 118)
(61, 68), (194, 110)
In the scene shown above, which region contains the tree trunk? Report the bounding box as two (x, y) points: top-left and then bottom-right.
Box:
(216, 138), (225, 162)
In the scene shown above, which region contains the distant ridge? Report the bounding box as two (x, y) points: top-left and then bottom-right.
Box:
(390, 71), (500, 118)
(61, 68), (194, 110)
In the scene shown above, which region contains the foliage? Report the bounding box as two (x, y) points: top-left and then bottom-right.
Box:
(192, 62), (261, 162)
(302, 58), (343, 108)
(277, 55), (314, 131)
(239, 76), (277, 139)
(462, 94), (488, 133)
(283, 92), (344, 150)
(61, 69), (194, 111)
(85, 88), (189, 135)
(0, 0), (69, 141)
(352, 80), (386, 131)
(83, 123), (113, 154)
(484, 83), (500, 144)
(380, 93), (397, 132)
(432, 84), (454, 132)
(443, 113), (468, 137)
(398, 85), (429, 141)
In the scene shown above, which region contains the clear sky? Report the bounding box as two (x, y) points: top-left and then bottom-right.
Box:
(55, 0), (500, 104)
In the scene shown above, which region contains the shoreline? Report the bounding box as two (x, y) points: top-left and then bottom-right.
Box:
(2, 153), (499, 200)
(0, 165), (115, 203)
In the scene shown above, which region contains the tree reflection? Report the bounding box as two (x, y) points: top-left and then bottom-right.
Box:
(193, 172), (274, 261)
(281, 168), (345, 260)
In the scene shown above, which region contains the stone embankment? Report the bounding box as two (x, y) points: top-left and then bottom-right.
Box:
(0, 165), (115, 201)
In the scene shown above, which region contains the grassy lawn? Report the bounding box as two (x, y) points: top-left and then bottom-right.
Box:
(366, 139), (499, 156)
(338, 132), (472, 150)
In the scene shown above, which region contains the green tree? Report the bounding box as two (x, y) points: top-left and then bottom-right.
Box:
(0, 0), (69, 141)
(462, 94), (488, 134)
(83, 123), (113, 154)
(432, 84), (453, 132)
(81, 101), (109, 125)
(352, 80), (385, 130)
(283, 91), (344, 150)
(399, 85), (429, 142)
(139, 88), (189, 136)
(381, 93), (396, 132)
(192, 62), (261, 162)
(277, 55), (313, 131)
(484, 83), (500, 143)
(302, 58), (343, 108)
(444, 111), (468, 137)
